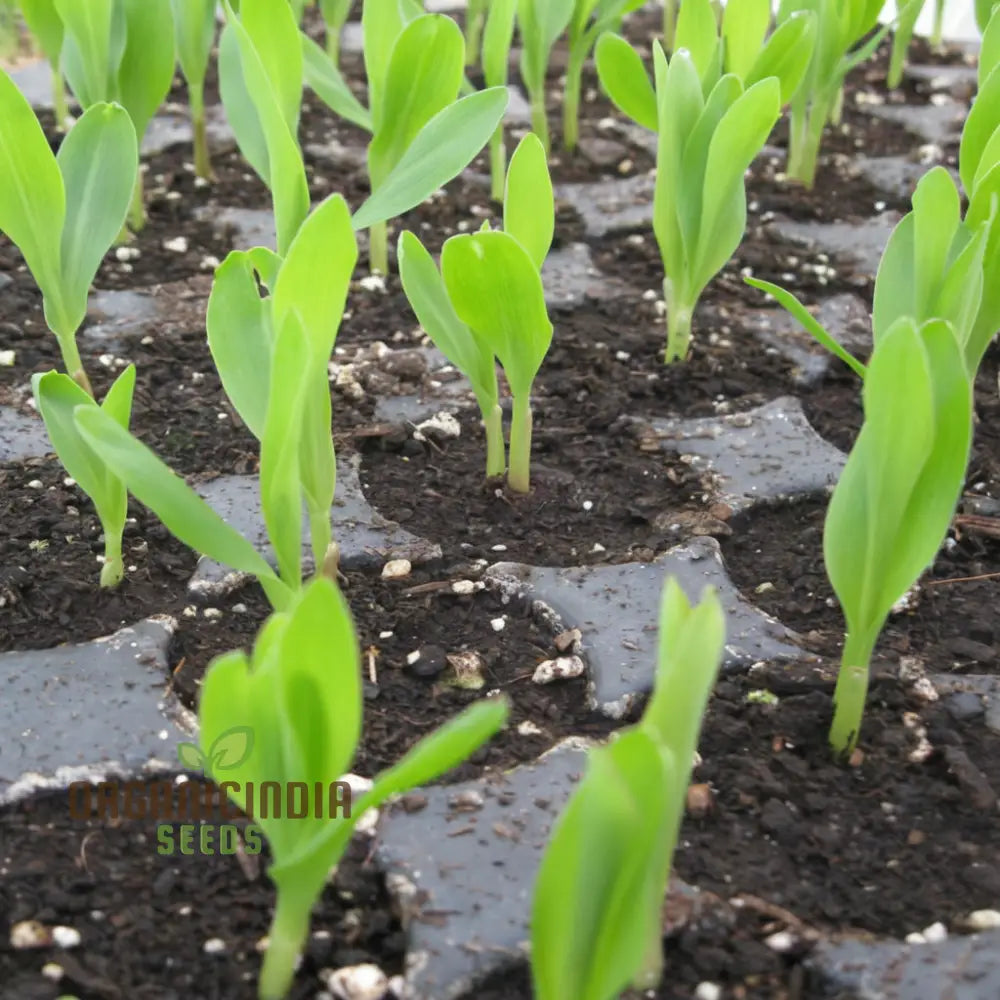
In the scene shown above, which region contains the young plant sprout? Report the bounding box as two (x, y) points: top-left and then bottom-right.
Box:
(663, 0), (678, 50)
(55, 0), (176, 232)
(596, 23), (810, 361)
(196, 575), (510, 999)
(775, 0), (894, 188)
(531, 579), (725, 1000)
(171, 0), (216, 179)
(0, 71), (137, 393)
(71, 194), (359, 607)
(398, 133), (554, 492)
(887, 0), (926, 88)
(518, 0), (576, 153)
(824, 318), (971, 756)
(299, 2), (510, 272)
(465, 0), (488, 66)
(563, 1), (646, 152)
(33, 368), (136, 587)
(18, 0), (69, 125)
(319, 0), (351, 62)
(481, 0), (517, 200)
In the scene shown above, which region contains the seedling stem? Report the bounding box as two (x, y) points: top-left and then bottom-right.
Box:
(508, 393), (533, 493)
(829, 631), (876, 757)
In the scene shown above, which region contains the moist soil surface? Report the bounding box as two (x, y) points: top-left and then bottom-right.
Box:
(1, 11), (996, 1000)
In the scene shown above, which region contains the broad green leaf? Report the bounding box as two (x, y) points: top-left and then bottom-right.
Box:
(518, 0), (576, 93)
(745, 11), (817, 106)
(368, 15), (465, 187)
(19, 0), (64, 66)
(503, 132), (553, 270)
(0, 67), (65, 300)
(218, 23), (269, 181)
(934, 222), (987, 366)
(206, 248), (278, 439)
(272, 194), (357, 364)
(302, 33), (373, 132)
(362, 0), (408, 118)
(352, 86), (508, 230)
(912, 167), (961, 316)
(594, 32), (657, 130)
(296, 374), (336, 569)
(397, 230), (498, 408)
(872, 215), (915, 343)
(277, 577), (362, 797)
(172, 0), (215, 90)
(982, 10), (1000, 88)
(962, 66), (1000, 196)
(722, 0), (769, 80)
(56, 0), (114, 107)
(692, 76), (780, 292)
(441, 230), (553, 398)
(117, 0), (175, 140)
(74, 404), (287, 602)
(745, 276), (866, 377)
(972, 125), (1000, 193)
(260, 310), (308, 590)
(57, 102), (137, 335)
(239, 0), (303, 133)
(101, 362), (136, 429)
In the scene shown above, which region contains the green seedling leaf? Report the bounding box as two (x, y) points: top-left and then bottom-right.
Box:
(982, 10), (1000, 88)
(825, 318), (972, 754)
(504, 132), (554, 270)
(206, 247), (280, 440)
(518, 0), (576, 95)
(744, 277), (866, 377)
(594, 32), (657, 130)
(362, 0), (409, 118)
(74, 404), (289, 607)
(722, 0), (770, 81)
(55, 0), (114, 109)
(218, 23), (268, 180)
(744, 10), (817, 106)
(57, 102), (137, 335)
(441, 230), (553, 399)
(302, 33), (372, 131)
(117, 0), (175, 141)
(368, 14), (465, 186)
(352, 86), (508, 231)
(482, 0), (518, 87)
(960, 66), (1000, 197)
(172, 0), (215, 91)
(674, 0), (721, 87)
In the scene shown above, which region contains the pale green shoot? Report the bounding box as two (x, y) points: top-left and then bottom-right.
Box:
(887, 0), (926, 88)
(55, 0), (176, 231)
(171, 0), (216, 178)
(32, 367), (136, 587)
(596, 35), (788, 361)
(465, 0), (488, 66)
(517, 0), (576, 153)
(482, 0), (517, 200)
(319, 0), (351, 62)
(18, 0), (69, 124)
(197, 575), (510, 999)
(399, 133), (554, 492)
(825, 318), (971, 756)
(531, 579), (725, 1000)
(0, 73), (137, 393)
(564, 1), (645, 152)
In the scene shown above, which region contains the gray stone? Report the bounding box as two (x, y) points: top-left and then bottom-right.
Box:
(485, 538), (807, 716)
(9, 57), (61, 111)
(198, 206), (277, 252)
(0, 618), (192, 806)
(503, 85), (532, 126)
(141, 104), (234, 158)
(945, 691), (985, 723)
(853, 154), (960, 202)
(541, 242), (629, 309)
(931, 675), (1000, 735)
(188, 454), (441, 596)
(638, 397), (847, 514)
(554, 173), (654, 238)
(904, 63), (978, 98)
(865, 98), (967, 143)
(768, 212), (901, 282)
(811, 931), (1000, 1000)
(0, 407), (50, 462)
(376, 741), (589, 999)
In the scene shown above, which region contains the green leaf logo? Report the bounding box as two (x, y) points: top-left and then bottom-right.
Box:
(176, 727), (254, 776)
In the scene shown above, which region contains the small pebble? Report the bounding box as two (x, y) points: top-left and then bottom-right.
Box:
(0, 349), (16, 366)
(381, 559), (412, 580)
(41, 963), (64, 982)
(163, 235), (189, 253)
(965, 909), (1000, 930)
(490, 617), (506, 632)
(203, 937), (227, 954)
(694, 984), (722, 1000)
(10, 920), (51, 949)
(533, 655), (585, 684)
(52, 926), (81, 949)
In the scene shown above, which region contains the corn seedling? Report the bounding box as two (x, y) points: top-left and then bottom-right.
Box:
(563, 1), (645, 152)
(776, 0), (894, 188)
(319, 0), (350, 62)
(32, 368), (136, 586)
(663, 0), (678, 50)
(300, 1), (509, 272)
(0, 72), (137, 393)
(482, 0), (517, 200)
(197, 575), (510, 999)
(17, 0), (69, 124)
(518, 0), (575, 154)
(465, 0), (487, 66)
(824, 318), (971, 756)
(55, 0), (175, 232)
(171, 0), (216, 179)
(596, 15), (816, 362)
(398, 133), (554, 492)
(70, 194), (358, 608)
(977, 0), (999, 32)
(887, 0), (925, 87)
(531, 578), (725, 1000)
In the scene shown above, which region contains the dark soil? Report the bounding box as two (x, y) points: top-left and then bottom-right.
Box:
(0, 8), (992, 1000)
